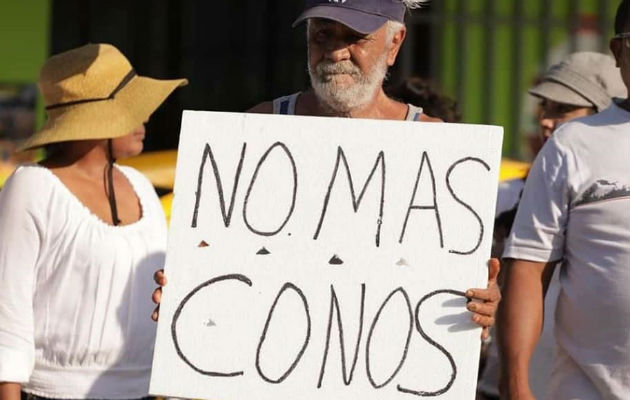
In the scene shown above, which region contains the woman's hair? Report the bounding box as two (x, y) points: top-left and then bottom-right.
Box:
(43, 142), (65, 158)
(385, 77), (462, 122)
(616, 0), (629, 34)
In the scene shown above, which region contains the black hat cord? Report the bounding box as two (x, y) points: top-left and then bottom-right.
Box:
(106, 139), (121, 226)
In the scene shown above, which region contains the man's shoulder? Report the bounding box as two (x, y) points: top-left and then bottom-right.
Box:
(247, 92), (302, 114)
(247, 101), (274, 114)
(418, 113), (443, 123)
(553, 105), (627, 142)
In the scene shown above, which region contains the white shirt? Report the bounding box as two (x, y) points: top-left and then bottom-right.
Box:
(0, 164), (166, 399)
(503, 103), (630, 399)
(495, 178), (525, 216)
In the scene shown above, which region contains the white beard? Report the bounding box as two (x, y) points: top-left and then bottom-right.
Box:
(308, 51), (389, 114)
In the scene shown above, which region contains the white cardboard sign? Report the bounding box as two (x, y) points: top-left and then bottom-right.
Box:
(150, 111), (503, 400)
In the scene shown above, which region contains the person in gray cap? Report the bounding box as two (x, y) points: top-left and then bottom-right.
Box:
(498, 0), (630, 398)
(529, 51), (626, 143)
(245, 0), (501, 337)
(476, 52), (625, 400)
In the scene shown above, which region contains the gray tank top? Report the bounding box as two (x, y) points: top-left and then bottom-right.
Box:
(272, 92), (424, 121)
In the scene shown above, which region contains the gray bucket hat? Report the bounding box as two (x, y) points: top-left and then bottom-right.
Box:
(529, 52), (625, 111)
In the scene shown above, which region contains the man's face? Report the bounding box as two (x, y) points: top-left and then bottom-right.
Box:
(537, 98), (594, 143)
(307, 18), (405, 112)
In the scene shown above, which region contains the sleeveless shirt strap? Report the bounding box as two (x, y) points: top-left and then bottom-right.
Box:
(272, 92), (301, 115)
(405, 103), (424, 121)
(279, 99), (290, 114)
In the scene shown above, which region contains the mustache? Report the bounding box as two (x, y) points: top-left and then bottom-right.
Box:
(315, 60), (361, 77)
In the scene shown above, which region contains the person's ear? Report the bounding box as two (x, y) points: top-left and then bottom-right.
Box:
(387, 26), (407, 66)
(610, 38), (622, 67)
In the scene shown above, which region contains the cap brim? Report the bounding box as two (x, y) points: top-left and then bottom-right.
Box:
(528, 80), (593, 108)
(18, 76), (188, 151)
(292, 5), (388, 34)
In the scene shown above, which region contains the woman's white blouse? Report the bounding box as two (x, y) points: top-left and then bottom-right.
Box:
(0, 164), (167, 399)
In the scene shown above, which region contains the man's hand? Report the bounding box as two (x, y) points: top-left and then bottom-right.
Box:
(151, 269), (167, 321)
(465, 258), (501, 340)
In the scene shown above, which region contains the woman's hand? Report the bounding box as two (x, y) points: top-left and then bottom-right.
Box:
(0, 382), (21, 400)
(465, 258), (501, 340)
(151, 269), (167, 321)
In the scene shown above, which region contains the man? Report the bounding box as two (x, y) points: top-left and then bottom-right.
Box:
(531, 52), (627, 144)
(498, 1), (630, 398)
(246, 0), (500, 335)
(248, 0), (441, 122)
(153, 1), (499, 335)
(494, 51), (626, 250)
(477, 51), (625, 400)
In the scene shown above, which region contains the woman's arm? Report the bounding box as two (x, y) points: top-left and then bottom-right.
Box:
(0, 382), (21, 400)
(0, 169), (41, 384)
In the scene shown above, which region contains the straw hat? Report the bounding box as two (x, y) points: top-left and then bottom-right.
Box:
(18, 43), (188, 151)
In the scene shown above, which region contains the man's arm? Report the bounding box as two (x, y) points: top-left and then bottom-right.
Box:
(0, 383), (21, 400)
(497, 258), (557, 399)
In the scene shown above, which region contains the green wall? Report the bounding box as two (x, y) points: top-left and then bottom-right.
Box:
(0, 0), (50, 82)
(0, 0), (51, 127)
(439, 0), (619, 158)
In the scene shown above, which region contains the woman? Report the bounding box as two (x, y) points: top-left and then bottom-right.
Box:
(0, 43), (186, 400)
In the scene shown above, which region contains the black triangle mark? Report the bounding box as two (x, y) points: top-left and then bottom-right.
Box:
(205, 318), (216, 327)
(257, 247), (270, 255)
(329, 254), (343, 265)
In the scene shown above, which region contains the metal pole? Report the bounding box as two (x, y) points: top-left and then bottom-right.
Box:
(540, 0), (552, 71)
(430, 0), (445, 83)
(455, 0), (467, 118)
(510, 0), (525, 158)
(482, 0), (496, 125)
(568, 0), (579, 53)
(598, 0), (611, 52)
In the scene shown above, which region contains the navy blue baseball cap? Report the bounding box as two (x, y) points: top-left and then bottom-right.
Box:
(293, 0), (407, 34)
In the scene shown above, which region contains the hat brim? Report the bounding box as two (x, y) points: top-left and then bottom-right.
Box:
(18, 75), (188, 151)
(292, 5), (389, 34)
(528, 80), (594, 109)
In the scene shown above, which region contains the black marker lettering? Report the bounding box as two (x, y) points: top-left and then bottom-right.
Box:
(399, 151), (444, 247)
(171, 274), (252, 377)
(397, 289), (465, 396)
(243, 142), (298, 236)
(191, 143), (247, 228)
(314, 148), (386, 247)
(256, 282), (311, 384)
(446, 157), (490, 255)
(366, 287), (413, 389)
(317, 284), (366, 388)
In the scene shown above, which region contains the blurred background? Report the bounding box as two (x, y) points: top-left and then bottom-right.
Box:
(0, 0), (621, 187)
